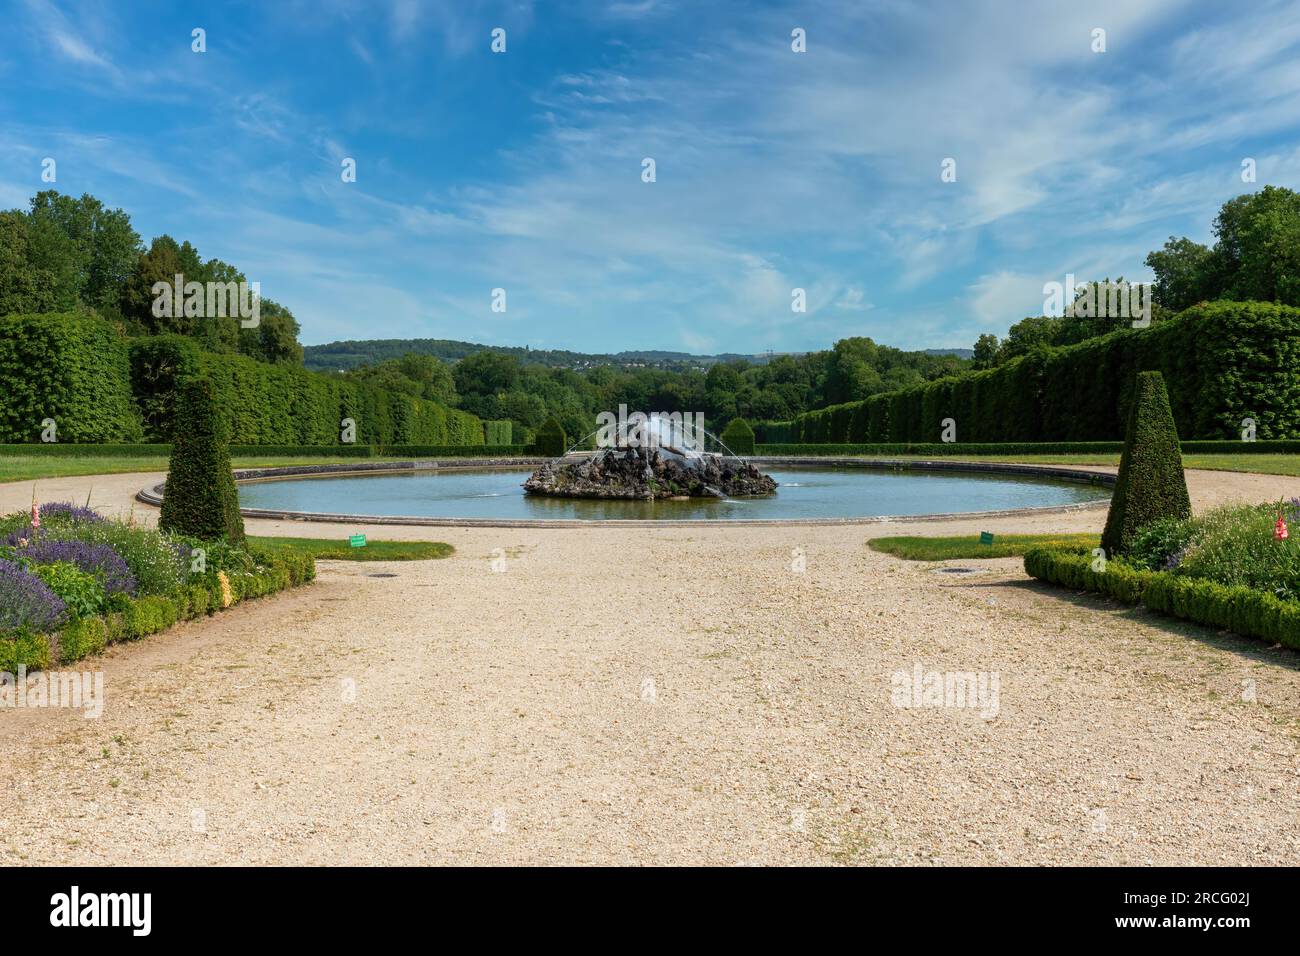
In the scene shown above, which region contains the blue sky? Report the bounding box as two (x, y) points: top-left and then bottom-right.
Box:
(2, 0), (1299, 354)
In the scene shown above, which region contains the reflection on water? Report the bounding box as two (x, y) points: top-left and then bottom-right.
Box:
(238, 466), (1109, 521)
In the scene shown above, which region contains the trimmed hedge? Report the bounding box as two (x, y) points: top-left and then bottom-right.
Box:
(0, 630), (52, 671)
(0, 442), (541, 458)
(0, 319), (491, 448)
(1024, 548), (1300, 649)
(124, 331), (487, 446)
(719, 417), (756, 455)
(532, 417), (568, 457)
(753, 420), (797, 444)
(1, 549), (316, 669)
(381, 444), (528, 458)
(483, 420), (513, 445)
(756, 442), (1127, 456)
(0, 313), (143, 443)
(229, 444), (372, 457)
(777, 301), (1300, 442)
(1101, 372), (1191, 556)
(754, 439), (1300, 457)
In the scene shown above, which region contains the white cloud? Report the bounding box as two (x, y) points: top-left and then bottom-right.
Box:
(969, 272), (1042, 329)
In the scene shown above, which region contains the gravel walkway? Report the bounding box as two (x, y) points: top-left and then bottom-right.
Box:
(1, 468), (1297, 865)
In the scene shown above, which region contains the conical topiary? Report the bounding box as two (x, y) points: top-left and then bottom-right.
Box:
(1100, 371), (1190, 556)
(532, 417), (568, 458)
(719, 417), (756, 456)
(159, 377), (246, 545)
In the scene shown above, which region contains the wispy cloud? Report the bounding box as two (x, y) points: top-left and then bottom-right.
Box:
(3, 0), (1297, 353)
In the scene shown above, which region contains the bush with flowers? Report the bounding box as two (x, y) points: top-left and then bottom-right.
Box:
(0, 498), (314, 671)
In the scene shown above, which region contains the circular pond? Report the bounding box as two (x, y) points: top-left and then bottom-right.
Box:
(233, 463), (1110, 524)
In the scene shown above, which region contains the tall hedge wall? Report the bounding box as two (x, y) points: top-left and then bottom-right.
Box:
(777, 302), (1300, 442)
(0, 313), (143, 442)
(129, 335), (486, 446)
(0, 316), (487, 446)
(484, 419), (513, 445)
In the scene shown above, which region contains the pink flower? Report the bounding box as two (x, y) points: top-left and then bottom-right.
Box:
(30, 501), (39, 530)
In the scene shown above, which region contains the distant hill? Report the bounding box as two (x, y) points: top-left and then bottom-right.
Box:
(303, 338), (974, 372)
(923, 348), (974, 359)
(303, 338), (787, 372)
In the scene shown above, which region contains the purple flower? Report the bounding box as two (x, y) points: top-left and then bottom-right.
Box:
(1287, 498), (1300, 527)
(1, 526), (35, 548)
(15, 539), (137, 596)
(0, 558), (68, 633)
(37, 501), (106, 524)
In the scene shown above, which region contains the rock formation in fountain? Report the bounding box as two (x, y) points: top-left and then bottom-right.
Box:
(523, 446), (777, 500)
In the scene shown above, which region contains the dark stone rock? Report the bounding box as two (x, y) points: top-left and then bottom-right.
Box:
(523, 447), (777, 500)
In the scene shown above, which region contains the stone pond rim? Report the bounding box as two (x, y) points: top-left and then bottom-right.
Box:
(135, 457), (1115, 527)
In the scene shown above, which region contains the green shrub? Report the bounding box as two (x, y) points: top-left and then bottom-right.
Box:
(1126, 516), (1197, 571)
(159, 378), (246, 546)
(719, 417), (756, 456)
(532, 417), (568, 457)
(30, 562), (106, 619)
(1101, 372), (1191, 557)
(0, 630), (51, 670)
(0, 313), (143, 443)
(187, 583), (211, 616)
(1024, 547), (1300, 649)
(58, 617), (108, 662)
(120, 595), (178, 639)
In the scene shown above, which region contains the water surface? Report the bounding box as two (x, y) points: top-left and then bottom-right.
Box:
(238, 466), (1108, 521)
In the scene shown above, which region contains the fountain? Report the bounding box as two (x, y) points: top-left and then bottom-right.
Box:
(522, 413), (777, 501)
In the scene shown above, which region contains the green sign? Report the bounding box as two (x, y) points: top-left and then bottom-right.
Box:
(349, 534), (367, 548)
(979, 531), (994, 546)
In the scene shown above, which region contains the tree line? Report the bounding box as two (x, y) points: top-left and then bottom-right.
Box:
(0, 190), (302, 364)
(971, 187), (1300, 369)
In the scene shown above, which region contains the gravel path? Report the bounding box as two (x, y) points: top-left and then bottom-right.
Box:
(1, 468), (1297, 865)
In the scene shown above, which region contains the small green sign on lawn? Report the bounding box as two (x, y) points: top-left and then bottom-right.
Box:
(349, 533), (367, 548)
(979, 531), (994, 546)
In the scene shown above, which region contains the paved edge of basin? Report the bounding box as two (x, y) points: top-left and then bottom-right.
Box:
(135, 456), (1114, 528)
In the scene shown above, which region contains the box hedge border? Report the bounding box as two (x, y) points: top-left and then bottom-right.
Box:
(1023, 547), (1300, 649)
(0, 549), (315, 671)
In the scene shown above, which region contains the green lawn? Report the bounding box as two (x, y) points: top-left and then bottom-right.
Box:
(248, 535), (453, 561)
(0, 454), (418, 483)
(869, 532), (1099, 561)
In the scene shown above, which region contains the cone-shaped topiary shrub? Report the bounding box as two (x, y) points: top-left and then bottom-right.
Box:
(1100, 371), (1191, 557)
(159, 377), (246, 546)
(720, 417), (756, 456)
(532, 417), (568, 458)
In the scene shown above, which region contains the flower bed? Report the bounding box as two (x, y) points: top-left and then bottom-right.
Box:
(1023, 501), (1300, 649)
(0, 500), (314, 671)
